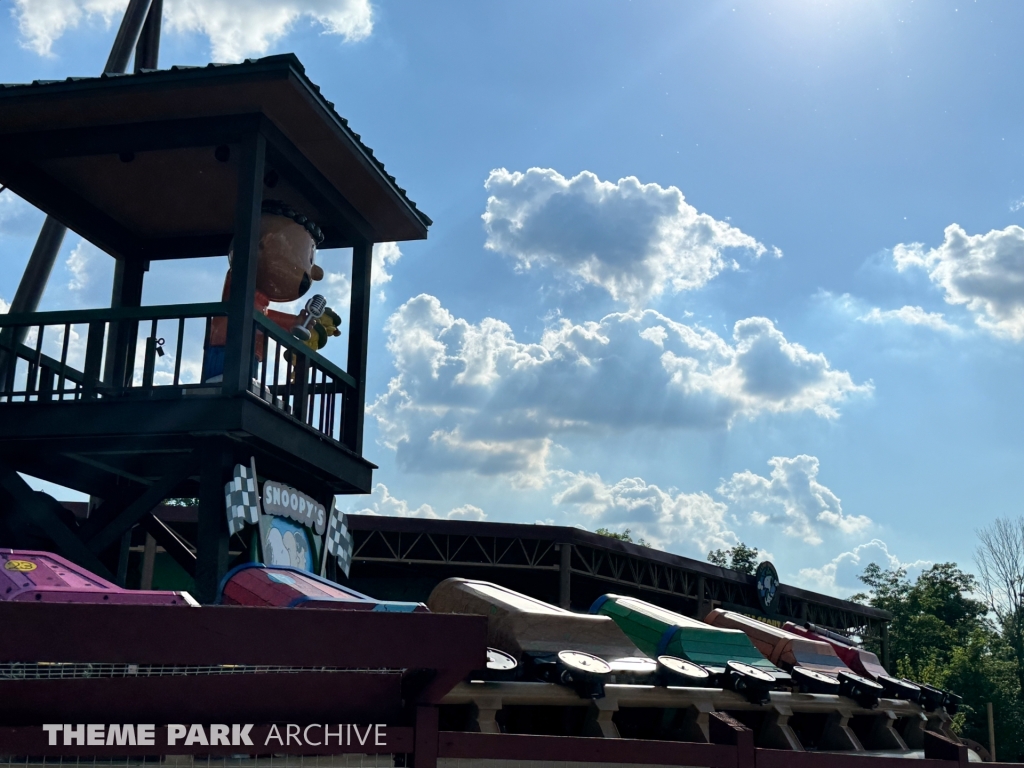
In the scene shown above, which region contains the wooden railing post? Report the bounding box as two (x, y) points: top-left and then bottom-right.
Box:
(81, 321), (106, 399)
(413, 705), (439, 768)
(141, 335), (159, 389)
(923, 730), (969, 766)
(293, 356), (310, 422)
(709, 711), (755, 768)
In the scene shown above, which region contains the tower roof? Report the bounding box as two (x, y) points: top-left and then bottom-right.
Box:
(0, 54), (430, 260)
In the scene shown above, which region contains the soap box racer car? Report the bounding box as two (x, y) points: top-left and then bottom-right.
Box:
(428, 578), (786, 703)
(784, 621), (888, 679)
(428, 577), (675, 691)
(0, 548), (196, 605)
(705, 608), (852, 676)
(217, 563), (426, 611)
(428, 578), (645, 662)
(784, 621), (958, 709)
(591, 593), (789, 681)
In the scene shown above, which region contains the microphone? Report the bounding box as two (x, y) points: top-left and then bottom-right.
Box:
(292, 294), (327, 341)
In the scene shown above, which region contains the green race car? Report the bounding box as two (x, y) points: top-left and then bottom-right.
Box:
(590, 593), (790, 681)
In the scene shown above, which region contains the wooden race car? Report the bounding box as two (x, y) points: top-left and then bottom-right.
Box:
(217, 563), (426, 611)
(0, 549), (196, 606)
(591, 593), (788, 680)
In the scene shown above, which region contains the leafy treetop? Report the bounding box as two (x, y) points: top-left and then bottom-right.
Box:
(707, 542), (760, 575)
(595, 527), (650, 547)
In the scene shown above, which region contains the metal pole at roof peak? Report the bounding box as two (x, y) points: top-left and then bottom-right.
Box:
(104, 0), (156, 75)
(134, 0), (163, 73)
(1, 0), (161, 383)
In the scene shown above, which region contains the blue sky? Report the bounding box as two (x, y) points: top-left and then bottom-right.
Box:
(3, 0), (1024, 597)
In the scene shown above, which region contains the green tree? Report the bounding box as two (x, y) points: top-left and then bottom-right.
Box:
(853, 562), (988, 675)
(917, 629), (1024, 760)
(165, 498), (199, 507)
(595, 527), (650, 547)
(975, 517), (1024, 697)
(853, 561), (1024, 760)
(707, 542), (760, 575)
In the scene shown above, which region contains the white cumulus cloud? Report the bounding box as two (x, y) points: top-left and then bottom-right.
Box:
(858, 305), (960, 334)
(371, 242), (402, 287)
(482, 168), (768, 307)
(369, 295), (869, 484)
(66, 239), (100, 292)
(798, 539), (930, 597)
(343, 482), (486, 521)
(0, 191), (44, 238)
(309, 241), (402, 313)
(10, 0), (122, 57)
(552, 470), (736, 555)
(894, 224), (1024, 339)
(13, 0), (372, 61)
(718, 455), (872, 546)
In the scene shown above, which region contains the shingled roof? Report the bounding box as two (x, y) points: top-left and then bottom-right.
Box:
(0, 54), (430, 256)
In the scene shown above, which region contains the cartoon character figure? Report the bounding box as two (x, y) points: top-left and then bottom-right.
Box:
(262, 516), (314, 572)
(202, 201), (337, 381)
(303, 306), (343, 352)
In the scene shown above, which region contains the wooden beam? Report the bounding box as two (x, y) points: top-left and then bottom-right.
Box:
(342, 240), (373, 453)
(105, 256), (147, 387)
(262, 121), (375, 244)
(84, 452), (197, 554)
(141, 233), (233, 260)
(221, 129), (266, 396)
(0, 602), (487, 668)
(140, 512), (197, 579)
(0, 161), (142, 260)
(195, 442), (229, 603)
(0, 301), (226, 328)
(413, 706), (439, 768)
(0, 115), (257, 163)
(0, 459), (114, 579)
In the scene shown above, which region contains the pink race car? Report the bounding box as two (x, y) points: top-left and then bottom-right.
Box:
(0, 549), (196, 605)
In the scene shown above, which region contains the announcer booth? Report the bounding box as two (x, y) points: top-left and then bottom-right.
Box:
(0, 52), (430, 602)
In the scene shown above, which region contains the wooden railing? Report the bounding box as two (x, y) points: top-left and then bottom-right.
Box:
(0, 304), (356, 449)
(250, 312), (357, 446)
(0, 302), (226, 402)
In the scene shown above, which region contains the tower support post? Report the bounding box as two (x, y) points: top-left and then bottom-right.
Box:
(195, 442), (231, 603)
(222, 128), (266, 396)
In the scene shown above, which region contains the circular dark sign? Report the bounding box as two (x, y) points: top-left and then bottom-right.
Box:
(755, 561), (780, 613)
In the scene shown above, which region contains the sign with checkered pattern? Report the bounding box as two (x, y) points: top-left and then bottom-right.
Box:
(224, 459), (261, 536)
(323, 502), (353, 578)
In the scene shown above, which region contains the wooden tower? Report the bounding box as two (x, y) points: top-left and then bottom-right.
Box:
(0, 54), (430, 601)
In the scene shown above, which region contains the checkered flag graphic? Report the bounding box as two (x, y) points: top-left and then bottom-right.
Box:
(324, 505), (353, 577)
(224, 460), (261, 536)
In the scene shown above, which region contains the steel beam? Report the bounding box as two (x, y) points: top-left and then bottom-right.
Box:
(103, 0), (154, 75)
(133, 0), (162, 73)
(0, 218), (67, 388)
(140, 512), (197, 579)
(5, 0), (156, 383)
